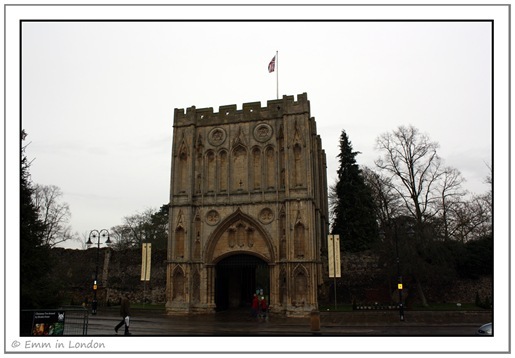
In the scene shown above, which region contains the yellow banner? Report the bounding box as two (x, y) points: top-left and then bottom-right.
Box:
(328, 235), (335, 277)
(328, 234), (341, 278)
(141, 243), (151, 281)
(333, 235), (341, 278)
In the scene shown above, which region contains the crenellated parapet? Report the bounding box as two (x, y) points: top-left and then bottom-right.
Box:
(173, 93), (310, 127)
(167, 92), (327, 317)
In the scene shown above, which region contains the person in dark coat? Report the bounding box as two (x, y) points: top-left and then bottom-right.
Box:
(114, 294), (131, 335)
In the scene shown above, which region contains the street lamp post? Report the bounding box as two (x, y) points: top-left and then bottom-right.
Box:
(380, 223), (414, 322)
(86, 229), (111, 315)
(393, 225), (404, 322)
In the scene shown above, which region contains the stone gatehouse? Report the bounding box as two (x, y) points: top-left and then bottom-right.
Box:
(166, 93), (329, 317)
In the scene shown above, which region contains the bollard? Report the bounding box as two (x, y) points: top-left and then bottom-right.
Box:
(310, 310), (320, 332)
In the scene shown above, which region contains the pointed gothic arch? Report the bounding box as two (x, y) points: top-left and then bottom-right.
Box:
(292, 264), (309, 306)
(251, 146), (262, 190)
(174, 210), (186, 259)
(294, 222), (306, 258)
(232, 144), (248, 191)
(294, 209), (306, 258)
(172, 265), (186, 301)
(191, 268), (201, 303)
(177, 136), (189, 193)
(218, 149), (228, 192)
(265, 145), (276, 189)
(204, 209), (276, 264)
(205, 150), (216, 192)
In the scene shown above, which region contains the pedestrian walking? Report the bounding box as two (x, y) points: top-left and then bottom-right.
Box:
(251, 294), (259, 318)
(114, 294), (131, 335)
(259, 296), (268, 322)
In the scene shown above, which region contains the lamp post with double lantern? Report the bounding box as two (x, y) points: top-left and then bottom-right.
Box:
(86, 229), (111, 315)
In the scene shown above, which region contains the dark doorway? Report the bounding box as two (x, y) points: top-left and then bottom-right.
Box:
(215, 254), (269, 312)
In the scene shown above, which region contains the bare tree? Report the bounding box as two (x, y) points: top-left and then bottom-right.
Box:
(434, 166), (467, 240)
(441, 163), (491, 242)
(109, 207), (168, 250)
(124, 209), (155, 245)
(375, 125), (447, 307)
(108, 213), (148, 250)
(109, 225), (136, 250)
(483, 162), (492, 214)
(32, 184), (75, 247)
(373, 127), (491, 305)
(328, 181), (338, 228)
(451, 194), (492, 242)
(375, 125), (443, 227)
(362, 166), (406, 229)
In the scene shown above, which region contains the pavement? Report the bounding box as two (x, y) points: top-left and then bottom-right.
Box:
(88, 308), (315, 336)
(85, 307), (492, 336)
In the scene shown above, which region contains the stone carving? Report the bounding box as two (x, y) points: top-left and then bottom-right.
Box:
(206, 210), (220, 225)
(253, 123), (273, 142)
(232, 126), (247, 148)
(208, 127), (226, 146)
(259, 207), (274, 224)
(225, 221), (256, 250)
(228, 226), (236, 248)
(247, 227), (255, 248)
(236, 223), (246, 247)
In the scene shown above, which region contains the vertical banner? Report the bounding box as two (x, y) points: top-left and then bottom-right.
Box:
(328, 235), (335, 277)
(328, 234), (341, 278)
(333, 235), (341, 278)
(141, 243), (151, 281)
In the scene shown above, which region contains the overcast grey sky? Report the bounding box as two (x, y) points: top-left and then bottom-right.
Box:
(21, 19), (492, 248)
(7, 3), (511, 354)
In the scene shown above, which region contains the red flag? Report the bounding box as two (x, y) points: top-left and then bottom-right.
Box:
(268, 56), (276, 73)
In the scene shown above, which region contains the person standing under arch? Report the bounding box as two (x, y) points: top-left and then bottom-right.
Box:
(251, 294), (259, 319)
(259, 296), (268, 322)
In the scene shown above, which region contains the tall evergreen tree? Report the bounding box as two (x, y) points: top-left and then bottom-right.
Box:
(331, 130), (378, 252)
(20, 130), (59, 308)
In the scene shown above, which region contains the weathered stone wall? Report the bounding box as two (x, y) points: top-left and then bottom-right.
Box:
(429, 276), (493, 304)
(50, 247), (167, 307)
(51, 248), (492, 307)
(318, 250), (493, 306)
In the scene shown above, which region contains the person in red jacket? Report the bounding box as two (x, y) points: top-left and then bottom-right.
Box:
(251, 294), (259, 318)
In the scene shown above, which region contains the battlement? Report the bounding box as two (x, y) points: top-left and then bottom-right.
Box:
(173, 93), (310, 126)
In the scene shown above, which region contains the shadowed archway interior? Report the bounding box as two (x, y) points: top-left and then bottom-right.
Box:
(215, 254), (269, 312)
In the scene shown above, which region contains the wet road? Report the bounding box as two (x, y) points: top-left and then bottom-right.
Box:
(86, 308), (483, 336)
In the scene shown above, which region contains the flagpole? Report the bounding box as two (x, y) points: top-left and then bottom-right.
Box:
(276, 50), (279, 99)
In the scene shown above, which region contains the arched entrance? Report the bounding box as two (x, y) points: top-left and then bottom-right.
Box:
(215, 254), (269, 312)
